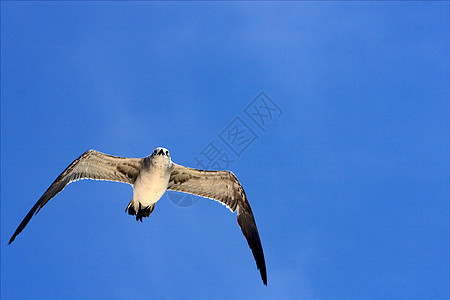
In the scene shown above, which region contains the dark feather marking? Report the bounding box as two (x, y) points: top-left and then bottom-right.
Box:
(117, 165), (136, 181)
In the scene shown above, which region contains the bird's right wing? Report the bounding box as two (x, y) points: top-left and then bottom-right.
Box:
(167, 163), (267, 285)
(9, 150), (143, 244)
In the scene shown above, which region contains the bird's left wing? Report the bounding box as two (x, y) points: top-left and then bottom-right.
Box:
(9, 150), (143, 244)
(167, 163), (267, 285)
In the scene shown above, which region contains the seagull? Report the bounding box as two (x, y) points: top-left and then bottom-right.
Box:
(9, 147), (267, 285)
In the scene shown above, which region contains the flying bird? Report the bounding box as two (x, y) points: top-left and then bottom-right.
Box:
(9, 147), (267, 285)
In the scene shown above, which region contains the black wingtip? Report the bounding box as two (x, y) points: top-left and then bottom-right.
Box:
(258, 258), (267, 285)
(237, 208), (267, 286)
(262, 267), (268, 286)
(9, 226), (22, 245)
(257, 247), (268, 286)
(9, 228), (20, 245)
(9, 199), (43, 245)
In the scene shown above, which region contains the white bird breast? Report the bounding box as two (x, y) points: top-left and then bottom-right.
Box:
(132, 157), (172, 207)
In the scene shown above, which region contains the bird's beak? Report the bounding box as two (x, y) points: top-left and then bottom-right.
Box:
(158, 149), (164, 155)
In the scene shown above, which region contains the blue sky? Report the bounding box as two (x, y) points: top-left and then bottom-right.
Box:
(1, 2), (448, 299)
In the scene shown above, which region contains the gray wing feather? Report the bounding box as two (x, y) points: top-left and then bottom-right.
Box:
(167, 163), (267, 285)
(9, 150), (143, 244)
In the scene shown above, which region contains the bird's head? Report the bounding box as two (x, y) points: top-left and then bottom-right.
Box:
(151, 147), (170, 158)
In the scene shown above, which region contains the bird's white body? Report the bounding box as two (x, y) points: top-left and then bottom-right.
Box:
(132, 149), (173, 209)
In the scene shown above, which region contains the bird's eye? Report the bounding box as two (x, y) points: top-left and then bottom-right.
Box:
(165, 151), (169, 155)
(153, 150), (157, 154)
